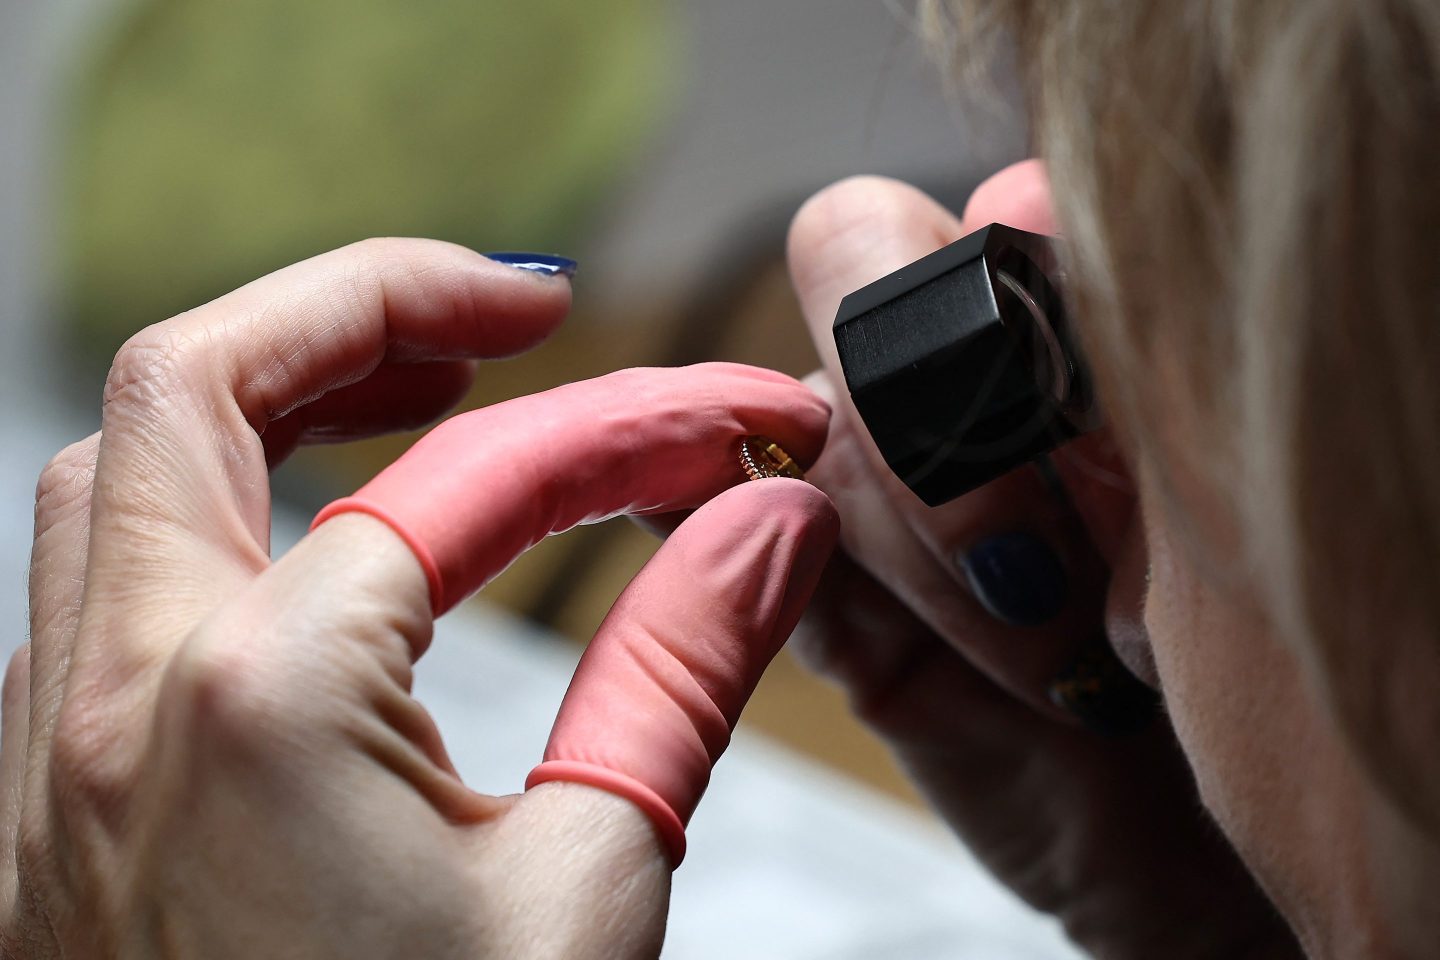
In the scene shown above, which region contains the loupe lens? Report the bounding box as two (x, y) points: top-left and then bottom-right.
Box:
(832, 223), (1099, 506)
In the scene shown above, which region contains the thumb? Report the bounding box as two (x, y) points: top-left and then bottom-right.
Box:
(527, 479), (840, 867)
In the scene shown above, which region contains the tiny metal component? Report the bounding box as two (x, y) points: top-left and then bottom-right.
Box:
(832, 223), (1101, 507)
(739, 436), (806, 482)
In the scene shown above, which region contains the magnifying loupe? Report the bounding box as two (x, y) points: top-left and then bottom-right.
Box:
(833, 223), (1100, 506)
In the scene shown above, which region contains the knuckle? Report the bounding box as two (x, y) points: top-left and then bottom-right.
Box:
(318, 238), (397, 331)
(347, 236), (471, 306)
(102, 325), (198, 413)
(48, 694), (130, 825)
(3, 645), (30, 706)
(342, 236), (458, 280)
(163, 633), (284, 756)
(337, 238), (416, 298)
(344, 235), (409, 264)
(32, 439), (97, 531)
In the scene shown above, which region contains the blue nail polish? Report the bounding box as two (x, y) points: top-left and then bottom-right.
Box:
(484, 252), (578, 278)
(960, 532), (1067, 627)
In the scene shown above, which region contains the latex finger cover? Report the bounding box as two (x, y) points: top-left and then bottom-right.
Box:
(311, 363), (828, 613)
(528, 480), (839, 866)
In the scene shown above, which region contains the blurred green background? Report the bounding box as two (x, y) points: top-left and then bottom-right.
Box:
(64, 0), (673, 357)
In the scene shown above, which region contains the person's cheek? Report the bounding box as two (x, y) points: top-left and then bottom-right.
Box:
(1142, 500), (1286, 837)
(1142, 514), (1225, 803)
(1142, 504), (1368, 941)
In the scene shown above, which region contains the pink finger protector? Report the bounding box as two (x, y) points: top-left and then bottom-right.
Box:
(527, 480), (838, 866)
(309, 365), (835, 865)
(311, 364), (828, 614)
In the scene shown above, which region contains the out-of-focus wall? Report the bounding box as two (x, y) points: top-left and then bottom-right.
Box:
(585, 0), (1026, 306)
(59, 0), (677, 372)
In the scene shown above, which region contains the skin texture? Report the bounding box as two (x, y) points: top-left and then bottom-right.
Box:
(785, 167), (1306, 958)
(5, 239), (839, 958)
(1139, 460), (1386, 958)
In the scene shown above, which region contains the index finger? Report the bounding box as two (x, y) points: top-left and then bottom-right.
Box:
(960, 158), (1057, 235)
(80, 238), (570, 632)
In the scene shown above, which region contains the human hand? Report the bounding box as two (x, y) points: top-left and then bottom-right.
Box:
(786, 167), (1300, 959)
(8, 240), (837, 959)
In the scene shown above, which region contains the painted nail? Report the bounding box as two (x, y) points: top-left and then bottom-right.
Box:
(1048, 639), (1160, 736)
(959, 532), (1067, 626)
(483, 252), (578, 278)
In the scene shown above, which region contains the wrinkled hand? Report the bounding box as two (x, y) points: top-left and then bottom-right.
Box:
(7, 240), (837, 959)
(786, 166), (1299, 959)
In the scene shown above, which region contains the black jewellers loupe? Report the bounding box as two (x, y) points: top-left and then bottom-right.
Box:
(833, 223), (1101, 507)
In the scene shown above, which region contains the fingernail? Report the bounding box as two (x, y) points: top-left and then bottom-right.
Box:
(484, 252), (578, 278)
(959, 532), (1067, 626)
(1048, 640), (1160, 736)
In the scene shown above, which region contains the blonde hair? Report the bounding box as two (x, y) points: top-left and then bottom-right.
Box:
(924, 0), (1440, 829)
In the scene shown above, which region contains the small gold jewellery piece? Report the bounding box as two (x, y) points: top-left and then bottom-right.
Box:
(739, 436), (806, 482)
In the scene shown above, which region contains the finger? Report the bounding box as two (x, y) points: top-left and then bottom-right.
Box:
(313, 363), (831, 614)
(134, 509), (665, 960)
(78, 239), (570, 644)
(262, 360), (479, 466)
(791, 547), (1175, 908)
(0, 645), (30, 914)
(29, 354), (481, 807)
(527, 480), (840, 866)
(961, 163), (1142, 565)
(802, 371), (1092, 714)
(29, 436), (98, 649)
(791, 550), (1032, 745)
(816, 365), (1151, 730)
(961, 158), (1058, 234)
(30, 353), (477, 706)
(164, 513), (485, 822)
(796, 553), (1256, 946)
(27, 437), (99, 777)
(1046, 430), (1139, 567)
(788, 174), (1099, 716)
(476, 782), (671, 960)
(789, 167), (1053, 507)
